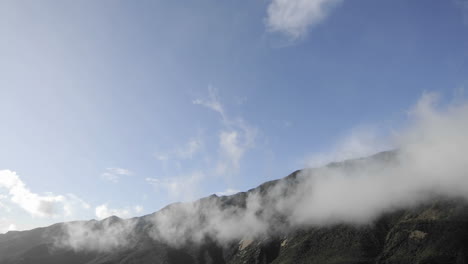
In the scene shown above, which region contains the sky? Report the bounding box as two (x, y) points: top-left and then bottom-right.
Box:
(1, 0), (468, 233)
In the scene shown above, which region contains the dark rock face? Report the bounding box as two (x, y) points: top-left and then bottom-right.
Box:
(1, 151), (468, 264)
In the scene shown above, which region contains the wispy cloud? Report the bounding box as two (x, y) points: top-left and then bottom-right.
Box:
(218, 131), (244, 172)
(0, 170), (90, 218)
(194, 88), (257, 176)
(193, 87), (226, 119)
(101, 167), (133, 183)
(216, 123), (256, 175)
(266, 0), (343, 39)
(147, 89), (255, 201)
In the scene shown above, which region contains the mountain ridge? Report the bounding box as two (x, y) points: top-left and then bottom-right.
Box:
(2, 150), (468, 264)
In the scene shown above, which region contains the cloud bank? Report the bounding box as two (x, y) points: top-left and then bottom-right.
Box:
(57, 92), (468, 251)
(266, 0), (343, 39)
(56, 217), (139, 253)
(0, 170), (90, 218)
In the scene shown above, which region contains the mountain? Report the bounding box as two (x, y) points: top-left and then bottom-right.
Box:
(1, 150), (468, 264)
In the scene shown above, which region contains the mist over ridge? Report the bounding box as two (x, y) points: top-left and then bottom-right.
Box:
(1, 92), (468, 264)
(42, 92), (468, 253)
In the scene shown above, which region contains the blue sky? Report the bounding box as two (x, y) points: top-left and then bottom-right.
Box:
(1, 0), (468, 232)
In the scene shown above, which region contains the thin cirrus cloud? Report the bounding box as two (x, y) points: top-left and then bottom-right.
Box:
(265, 0), (344, 39)
(0, 170), (90, 218)
(100, 167), (133, 183)
(192, 88), (226, 120)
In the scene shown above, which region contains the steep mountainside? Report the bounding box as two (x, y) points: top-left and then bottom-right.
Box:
(1, 151), (468, 264)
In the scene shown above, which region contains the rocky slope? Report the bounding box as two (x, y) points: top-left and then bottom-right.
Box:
(1, 151), (468, 264)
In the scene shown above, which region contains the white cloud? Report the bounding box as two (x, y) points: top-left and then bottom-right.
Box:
(147, 89), (257, 204)
(0, 170), (89, 218)
(217, 121), (257, 175)
(56, 217), (139, 252)
(160, 91), (468, 243)
(219, 131), (243, 170)
(0, 194), (11, 212)
(100, 167), (133, 183)
(266, 0), (343, 39)
(148, 91), (468, 243)
(216, 128), (254, 174)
